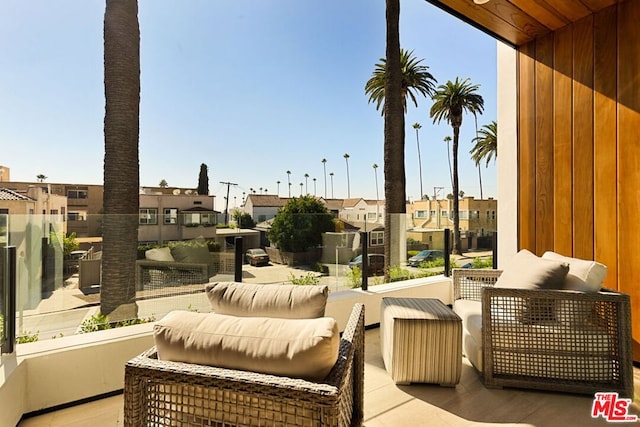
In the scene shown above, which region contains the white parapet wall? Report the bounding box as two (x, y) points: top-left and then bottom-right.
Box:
(0, 275), (452, 426)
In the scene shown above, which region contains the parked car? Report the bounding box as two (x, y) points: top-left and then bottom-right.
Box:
(245, 248), (269, 266)
(407, 249), (445, 267)
(348, 253), (385, 276)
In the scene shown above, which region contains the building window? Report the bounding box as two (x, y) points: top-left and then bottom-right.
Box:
(258, 215), (267, 222)
(67, 189), (88, 199)
(139, 208), (158, 225)
(430, 210), (436, 216)
(441, 210), (448, 217)
(367, 212), (376, 221)
(459, 210), (469, 220)
(370, 231), (384, 246)
(183, 212), (215, 226)
(68, 211), (87, 221)
(61, 207), (66, 221)
(491, 210), (496, 220)
(164, 208), (178, 224)
(415, 210), (426, 218)
(0, 209), (8, 215)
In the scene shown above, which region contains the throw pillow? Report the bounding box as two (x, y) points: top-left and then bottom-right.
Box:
(541, 251), (607, 292)
(154, 310), (339, 381)
(205, 282), (328, 319)
(494, 249), (569, 324)
(145, 247), (174, 262)
(495, 249), (569, 290)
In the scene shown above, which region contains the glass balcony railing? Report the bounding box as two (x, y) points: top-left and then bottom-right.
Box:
(0, 213), (482, 348)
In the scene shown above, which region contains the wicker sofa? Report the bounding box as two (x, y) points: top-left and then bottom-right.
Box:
(135, 245), (218, 291)
(452, 267), (633, 398)
(124, 302), (365, 427)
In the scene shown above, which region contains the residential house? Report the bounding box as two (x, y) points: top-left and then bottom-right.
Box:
(138, 189), (217, 245)
(241, 194), (287, 223)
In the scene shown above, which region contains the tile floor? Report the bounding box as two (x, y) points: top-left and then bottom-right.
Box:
(18, 328), (640, 427)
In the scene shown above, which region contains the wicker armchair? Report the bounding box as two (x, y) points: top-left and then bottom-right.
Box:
(124, 303), (365, 427)
(453, 268), (633, 398)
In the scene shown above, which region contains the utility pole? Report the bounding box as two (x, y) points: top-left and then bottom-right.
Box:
(434, 186), (444, 229)
(220, 181), (238, 225)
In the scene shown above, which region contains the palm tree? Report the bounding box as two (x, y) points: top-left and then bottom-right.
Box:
(471, 120), (497, 167)
(286, 170), (291, 197)
(101, 0), (140, 319)
(321, 158), (327, 198)
(329, 172), (334, 198)
(373, 163), (380, 220)
(276, 180), (281, 196)
(365, 27), (437, 271)
(413, 123), (424, 199)
(304, 173), (309, 194)
(430, 77), (484, 255)
(343, 153), (351, 198)
(365, 48), (437, 115)
(313, 177), (317, 196)
(299, 182), (303, 196)
(36, 174), (47, 182)
(444, 135), (453, 189)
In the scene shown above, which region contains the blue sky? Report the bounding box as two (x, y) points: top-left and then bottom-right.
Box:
(0, 0), (497, 212)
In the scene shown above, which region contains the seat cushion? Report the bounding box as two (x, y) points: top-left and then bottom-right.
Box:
(541, 251), (607, 292)
(154, 310), (339, 381)
(495, 249), (569, 290)
(205, 282), (328, 319)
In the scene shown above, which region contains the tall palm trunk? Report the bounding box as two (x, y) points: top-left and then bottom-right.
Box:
(452, 125), (462, 255)
(383, 0), (406, 274)
(101, 0), (140, 318)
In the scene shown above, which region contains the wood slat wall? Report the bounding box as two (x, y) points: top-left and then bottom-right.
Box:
(517, 0), (640, 348)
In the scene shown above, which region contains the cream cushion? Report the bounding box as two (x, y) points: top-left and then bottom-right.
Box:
(145, 247), (174, 262)
(154, 310), (339, 381)
(495, 249), (569, 290)
(205, 282), (328, 319)
(541, 251), (607, 292)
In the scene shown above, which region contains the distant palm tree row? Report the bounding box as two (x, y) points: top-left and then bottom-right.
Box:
(364, 2), (497, 261)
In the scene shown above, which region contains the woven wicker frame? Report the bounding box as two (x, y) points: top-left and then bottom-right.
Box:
(453, 268), (634, 398)
(136, 260), (210, 291)
(124, 303), (365, 427)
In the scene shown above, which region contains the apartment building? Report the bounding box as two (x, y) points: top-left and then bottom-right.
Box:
(138, 189), (217, 244)
(407, 196), (497, 250)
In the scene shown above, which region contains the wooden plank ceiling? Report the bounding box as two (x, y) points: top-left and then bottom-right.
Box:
(426, 0), (619, 46)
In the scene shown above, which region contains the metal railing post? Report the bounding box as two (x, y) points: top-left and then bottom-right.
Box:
(361, 232), (368, 291)
(444, 229), (451, 277)
(234, 237), (243, 282)
(2, 246), (16, 354)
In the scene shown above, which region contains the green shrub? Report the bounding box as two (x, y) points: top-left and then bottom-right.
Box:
(17, 331), (39, 343)
(79, 313), (155, 334)
(288, 272), (320, 286)
(471, 256), (493, 268)
(346, 266), (362, 288)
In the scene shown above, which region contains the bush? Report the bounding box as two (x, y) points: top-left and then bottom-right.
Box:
(268, 195), (335, 252)
(288, 272), (320, 286)
(79, 313), (155, 334)
(346, 266), (362, 288)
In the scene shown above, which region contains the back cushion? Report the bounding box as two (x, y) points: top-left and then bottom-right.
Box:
(171, 245), (215, 277)
(154, 310), (339, 381)
(541, 251), (607, 292)
(145, 247), (174, 262)
(205, 282), (328, 319)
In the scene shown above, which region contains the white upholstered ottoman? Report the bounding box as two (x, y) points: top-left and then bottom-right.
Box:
(380, 297), (462, 386)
